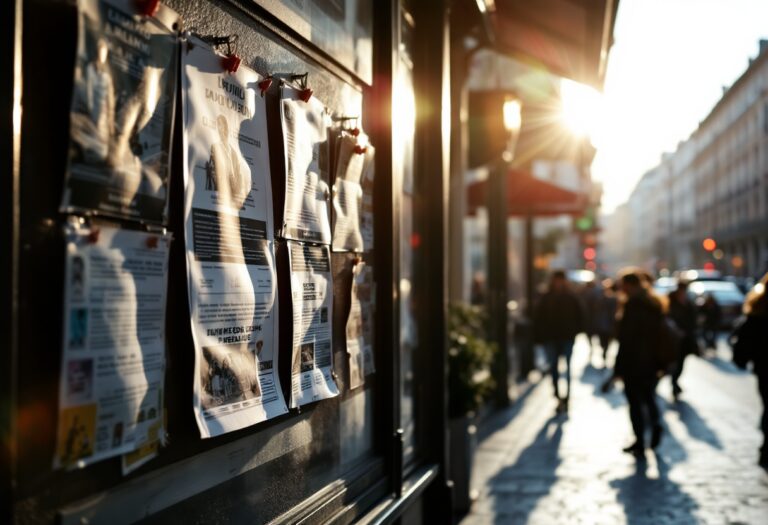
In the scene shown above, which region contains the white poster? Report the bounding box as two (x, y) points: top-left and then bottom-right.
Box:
(61, 0), (179, 224)
(182, 40), (288, 438)
(55, 224), (170, 469)
(331, 134), (365, 252)
(280, 84), (331, 244)
(346, 261), (375, 389)
(288, 242), (338, 407)
(360, 145), (375, 252)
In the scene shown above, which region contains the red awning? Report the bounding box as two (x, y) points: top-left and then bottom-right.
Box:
(491, 0), (619, 88)
(466, 169), (586, 217)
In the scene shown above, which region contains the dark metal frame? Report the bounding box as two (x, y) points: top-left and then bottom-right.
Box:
(0, 0), (21, 521)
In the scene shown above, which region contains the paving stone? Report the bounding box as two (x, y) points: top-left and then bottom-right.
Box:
(460, 336), (768, 525)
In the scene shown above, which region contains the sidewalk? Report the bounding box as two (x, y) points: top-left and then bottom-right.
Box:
(461, 336), (768, 525)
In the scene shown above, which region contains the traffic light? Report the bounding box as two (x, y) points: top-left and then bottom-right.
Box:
(702, 238), (716, 252)
(583, 247), (596, 261)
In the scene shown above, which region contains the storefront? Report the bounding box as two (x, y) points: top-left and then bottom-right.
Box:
(1, 1), (616, 523)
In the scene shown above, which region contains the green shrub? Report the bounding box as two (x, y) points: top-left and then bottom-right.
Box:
(448, 302), (497, 418)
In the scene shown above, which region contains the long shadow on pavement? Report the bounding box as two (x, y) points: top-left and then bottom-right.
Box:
(580, 363), (626, 409)
(610, 454), (699, 525)
(487, 415), (564, 524)
(669, 399), (724, 450)
(475, 384), (540, 443)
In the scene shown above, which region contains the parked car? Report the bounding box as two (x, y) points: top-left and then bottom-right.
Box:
(675, 268), (723, 282)
(724, 275), (755, 294)
(653, 276), (678, 296)
(688, 280), (745, 329)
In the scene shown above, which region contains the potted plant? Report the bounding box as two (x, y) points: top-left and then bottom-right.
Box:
(447, 302), (496, 514)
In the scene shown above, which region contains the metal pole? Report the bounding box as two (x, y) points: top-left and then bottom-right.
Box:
(487, 159), (509, 406)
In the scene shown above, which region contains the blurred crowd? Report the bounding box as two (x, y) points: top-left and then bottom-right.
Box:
(532, 268), (768, 469)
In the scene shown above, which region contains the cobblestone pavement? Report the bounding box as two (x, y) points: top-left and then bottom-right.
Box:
(461, 336), (768, 525)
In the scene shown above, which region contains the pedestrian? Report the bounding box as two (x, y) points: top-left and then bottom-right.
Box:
(533, 270), (585, 413)
(700, 294), (722, 351)
(582, 279), (602, 360)
(731, 273), (768, 469)
(668, 281), (699, 401)
(614, 270), (664, 455)
(595, 278), (619, 367)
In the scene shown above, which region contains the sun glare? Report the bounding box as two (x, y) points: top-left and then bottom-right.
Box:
(560, 78), (603, 141)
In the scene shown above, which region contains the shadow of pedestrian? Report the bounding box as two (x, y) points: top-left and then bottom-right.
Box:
(580, 363), (625, 409)
(670, 400), (724, 450)
(487, 415), (564, 524)
(610, 454), (699, 524)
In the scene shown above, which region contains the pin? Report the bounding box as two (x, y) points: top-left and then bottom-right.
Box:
(136, 0), (160, 17)
(221, 54), (241, 73)
(87, 228), (101, 244)
(354, 145), (367, 155)
(299, 87), (313, 103)
(145, 236), (159, 249)
(258, 77), (273, 96)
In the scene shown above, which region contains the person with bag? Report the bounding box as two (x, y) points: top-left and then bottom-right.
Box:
(731, 272), (768, 469)
(614, 269), (665, 456)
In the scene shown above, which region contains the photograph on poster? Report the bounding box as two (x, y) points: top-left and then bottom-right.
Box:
(61, 0), (179, 224)
(288, 241), (338, 407)
(280, 84), (332, 244)
(182, 39), (288, 438)
(55, 224), (171, 469)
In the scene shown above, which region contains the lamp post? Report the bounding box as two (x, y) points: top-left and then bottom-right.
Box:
(487, 97), (521, 407)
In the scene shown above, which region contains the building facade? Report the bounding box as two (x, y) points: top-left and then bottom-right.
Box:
(608, 40), (768, 278)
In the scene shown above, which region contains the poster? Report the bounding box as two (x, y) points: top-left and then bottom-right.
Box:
(288, 241), (338, 407)
(346, 261), (375, 389)
(182, 39), (288, 438)
(331, 134), (365, 252)
(360, 145), (375, 251)
(55, 224), (170, 469)
(280, 84), (332, 244)
(61, 0), (179, 224)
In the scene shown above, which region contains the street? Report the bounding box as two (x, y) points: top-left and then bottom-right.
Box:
(462, 336), (768, 525)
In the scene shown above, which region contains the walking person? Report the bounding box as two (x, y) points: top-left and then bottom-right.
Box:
(533, 270), (585, 413)
(668, 281), (699, 401)
(582, 279), (602, 360)
(700, 294), (722, 351)
(614, 270), (664, 455)
(595, 278), (619, 367)
(731, 273), (768, 469)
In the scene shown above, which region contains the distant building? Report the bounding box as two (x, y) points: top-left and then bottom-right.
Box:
(606, 40), (768, 278)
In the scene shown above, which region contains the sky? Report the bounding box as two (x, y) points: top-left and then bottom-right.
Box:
(591, 0), (768, 213)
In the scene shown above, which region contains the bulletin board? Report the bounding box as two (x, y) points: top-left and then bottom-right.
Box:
(12, 0), (384, 523)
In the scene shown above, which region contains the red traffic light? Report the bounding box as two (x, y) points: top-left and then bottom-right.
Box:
(702, 238), (716, 252)
(583, 247), (596, 260)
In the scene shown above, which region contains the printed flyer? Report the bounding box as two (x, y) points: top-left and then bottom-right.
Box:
(182, 39), (288, 438)
(288, 241), (338, 406)
(55, 224), (170, 469)
(61, 0), (179, 224)
(359, 145), (375, 252)
(346, 261), (375, 389)
(280, 84), (331, 244)
(331, 134), (365, 252)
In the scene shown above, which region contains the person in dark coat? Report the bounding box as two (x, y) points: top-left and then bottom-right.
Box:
(595, 279), (619, 367)
(668, 281), (699, 400)
(700, 294), (722, 350)
(534, 270), (585, 413)
(731, 273), (768, 469)
(615, 270), (664, 455)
